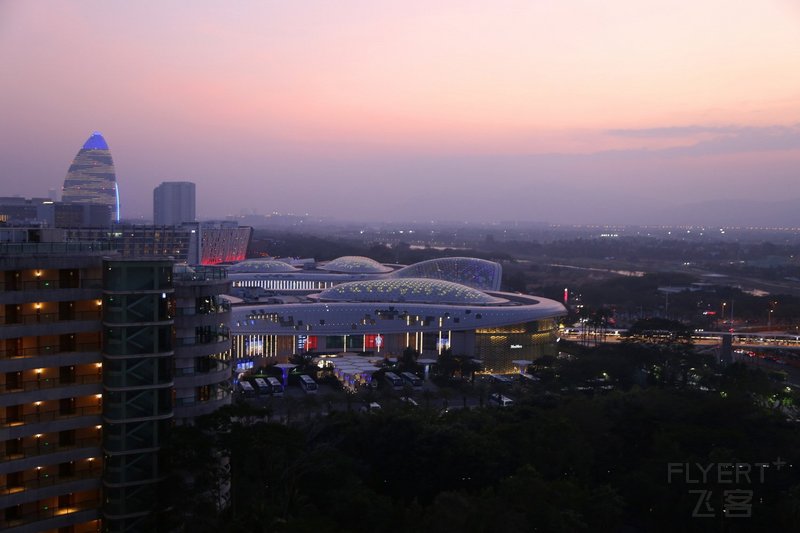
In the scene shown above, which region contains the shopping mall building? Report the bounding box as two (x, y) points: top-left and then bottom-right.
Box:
(230, 257), (566, 374)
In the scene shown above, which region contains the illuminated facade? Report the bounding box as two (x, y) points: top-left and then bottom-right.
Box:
(230, 278), (566, 373)
(62, 132), (120, 222)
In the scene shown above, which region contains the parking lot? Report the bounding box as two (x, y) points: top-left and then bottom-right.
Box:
(234, 372), (532, 422)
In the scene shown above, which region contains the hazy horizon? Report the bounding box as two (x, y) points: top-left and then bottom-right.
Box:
(1, 1), (799, 226)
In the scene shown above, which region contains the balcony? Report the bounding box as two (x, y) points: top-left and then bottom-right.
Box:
(1, 373), (101, 395)
(2, 437), (101, 465)
(0, 278), (103, 292)
(0, 465), (102, 496)
(173, 392), (231, 419)
(1, 310), (102, 327)
(0, 341), (101, 361)
(173, 361), (231, 389)
(0, 497), (100, 532)
(1, 405), (102, 428)
(175, 330), (230, 347)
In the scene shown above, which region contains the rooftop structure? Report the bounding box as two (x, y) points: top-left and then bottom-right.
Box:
(319, 256), (394, 274)
(227, 256), (504, 299)
(314, 278), (508, 305)
(391, 257), (502, 291)
(226, 259), (299, 273)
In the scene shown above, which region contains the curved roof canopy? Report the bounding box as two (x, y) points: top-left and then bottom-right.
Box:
(320, 256), (393, 274)
(315, 278), (507, 305)
(391, 257), (502, 291)
(227, 259), (299, 273)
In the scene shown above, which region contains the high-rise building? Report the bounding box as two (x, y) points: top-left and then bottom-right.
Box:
(0, 238), (111, 532)
(62, 132), (120, 223)
(0, 229), (232, 531)
(153, 182), (195, 226)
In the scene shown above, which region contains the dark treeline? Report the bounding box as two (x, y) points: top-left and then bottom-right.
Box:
(167, 345), (799, 532)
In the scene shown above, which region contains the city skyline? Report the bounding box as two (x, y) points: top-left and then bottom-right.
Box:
(1, 1), (799, 224)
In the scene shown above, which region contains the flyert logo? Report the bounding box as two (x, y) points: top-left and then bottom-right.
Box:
(667, 458), (791, 519)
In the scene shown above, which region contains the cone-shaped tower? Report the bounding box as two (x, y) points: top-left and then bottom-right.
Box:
(62, 131), (120, 221)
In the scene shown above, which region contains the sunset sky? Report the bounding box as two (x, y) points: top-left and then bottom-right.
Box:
(1, 1), (799, 224)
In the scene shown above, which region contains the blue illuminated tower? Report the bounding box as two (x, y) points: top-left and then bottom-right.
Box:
(62, 132), (120, 222)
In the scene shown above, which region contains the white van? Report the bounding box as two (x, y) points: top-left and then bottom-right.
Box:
(238, 380), (255, 397)
(489, 393), (514, 407)
(360, 402), (381, 413)
(253, 378), (271, 396)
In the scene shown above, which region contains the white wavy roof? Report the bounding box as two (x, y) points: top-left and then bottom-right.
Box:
(315, 278), (508, 305)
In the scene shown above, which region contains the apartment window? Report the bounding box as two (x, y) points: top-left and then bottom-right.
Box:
(5, 338), (22, 357)
(60, 334), (76, 352)
(4, 304), (20, 325)
(58, 301), (75, 321)
(59, 268), (79, 289)
(4, 270), (20, 291)
(59, 461), (75, 478)
(6, 471), (23, 490)
(5, 371), (22, 391)
(59, 398), (76, 416)
(59, 366), (76, 384)
(58, 493), (74, 512)
(5, 405), (22, 423)
(4, 504), (22, 522)
(59, 430), (75, 447)
(5, 438), (22, 457)
(198, 385), (211, 402)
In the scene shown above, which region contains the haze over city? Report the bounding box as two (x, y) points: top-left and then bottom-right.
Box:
(1, 1), (799, 225)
